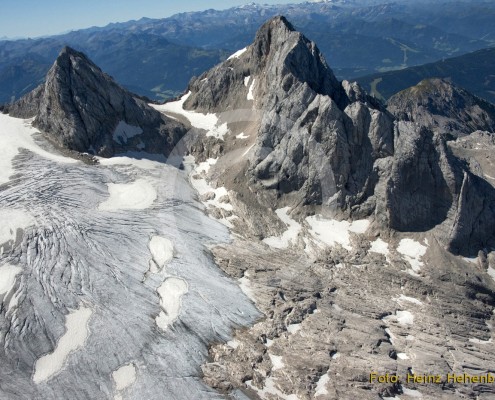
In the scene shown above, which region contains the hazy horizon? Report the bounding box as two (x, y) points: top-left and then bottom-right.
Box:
(0, 0), (305, 39)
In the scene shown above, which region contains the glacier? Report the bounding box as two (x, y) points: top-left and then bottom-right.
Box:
(0, 114), (258, 399)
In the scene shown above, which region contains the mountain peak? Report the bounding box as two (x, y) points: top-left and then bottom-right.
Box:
(9, 47), (185, 157)
(388, 78), (495, 136)
(184, 15), (345, 112)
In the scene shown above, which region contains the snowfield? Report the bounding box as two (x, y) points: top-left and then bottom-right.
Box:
(306, 215), (369, 250)
(152, 92), (229, 140)
(263, 207), (301, 249)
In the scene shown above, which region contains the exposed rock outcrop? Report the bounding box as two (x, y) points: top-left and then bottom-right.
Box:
(9, 47), (186, 157)
(181, 16), (495, 255)
(388, 78), (495, 137)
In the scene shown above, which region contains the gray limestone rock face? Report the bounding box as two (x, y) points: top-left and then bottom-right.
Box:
(9, 47), (186, 157)
(185, 16), (395, 217)
(387, 78), (495, 137)
(182, 16), (495, 255)
(381, 121), (495, 254)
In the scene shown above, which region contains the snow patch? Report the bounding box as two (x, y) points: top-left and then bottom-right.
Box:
(196, 158), (217, 174)
(228, 47), (248, 60)
(263, 207), (301, 249)
(152, 92), (229, 140)
(369, 238), (389, 256)
(396, 294), (423, 306)
(385, 328), (396, 345)
(487, 267), (495, 283)
(33, 306), (93, 383)
(155, 277), (188, 330)
(246, 377), (300, 400)
(236, 132), (249, 139)
(397, 239), (427, 273)
(306, 215), (369, 250)
(247, 79), (256, 100)
(99, 179), (157, 211)
(112, 363), (137, 392)
(396, 311), (414, 325)
(314, 371), (330, 397)
(244, 76), (251, 87)
(269, 354), (285, 370)
(239, 273), (256, 302)
(397, 353), (409, 360)
(0, 264), (22, 296)
(149, 236), (174, 272)
(112, 121), (143, 144)
(287, 323), (301, 334)
(227, 339), (240, 349)
(469, 337), (493, 344)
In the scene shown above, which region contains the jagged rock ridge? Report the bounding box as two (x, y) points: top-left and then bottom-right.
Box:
(183, 16), (495, 255)
(9, 46), (185, 157)
(388, 78), (495, 137)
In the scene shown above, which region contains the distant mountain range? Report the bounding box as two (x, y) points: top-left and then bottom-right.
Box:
(356, 47), (495, 105)
(1, 0), (495, 104)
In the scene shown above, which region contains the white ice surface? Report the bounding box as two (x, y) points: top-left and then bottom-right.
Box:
(98, 179), (157, 211)
(314, 372), (329, 397)
(112, 121), (143, 144)
(155, 278), (188, 330)
(247, 79), (256, 100)
(263, 207), (301, 249)
(149, 236), (174, 271)
(33, 306), (93, 383)
(0, 114), (77, 185)
(397, 239), (427, 273)
(306, 215), (369, 251)
(112, 363), (137, 392)
(0, 264), (22, 295)
(227, 47), (248, 60)
(269, 354), (285, 370)
(152, 92), (229, 140)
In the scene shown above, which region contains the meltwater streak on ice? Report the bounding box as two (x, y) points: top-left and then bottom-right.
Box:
(0, 116), (258, 399)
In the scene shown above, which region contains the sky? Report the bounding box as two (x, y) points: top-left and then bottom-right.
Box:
(0, 0), (301, 39)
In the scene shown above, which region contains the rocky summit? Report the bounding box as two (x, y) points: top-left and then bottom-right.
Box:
(8, 46), (185, 157)
(0, 14), (494, 400)
(182, 16), (495, 256)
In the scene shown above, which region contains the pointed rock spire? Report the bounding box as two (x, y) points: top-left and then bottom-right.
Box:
(10, 46), (185, 157)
